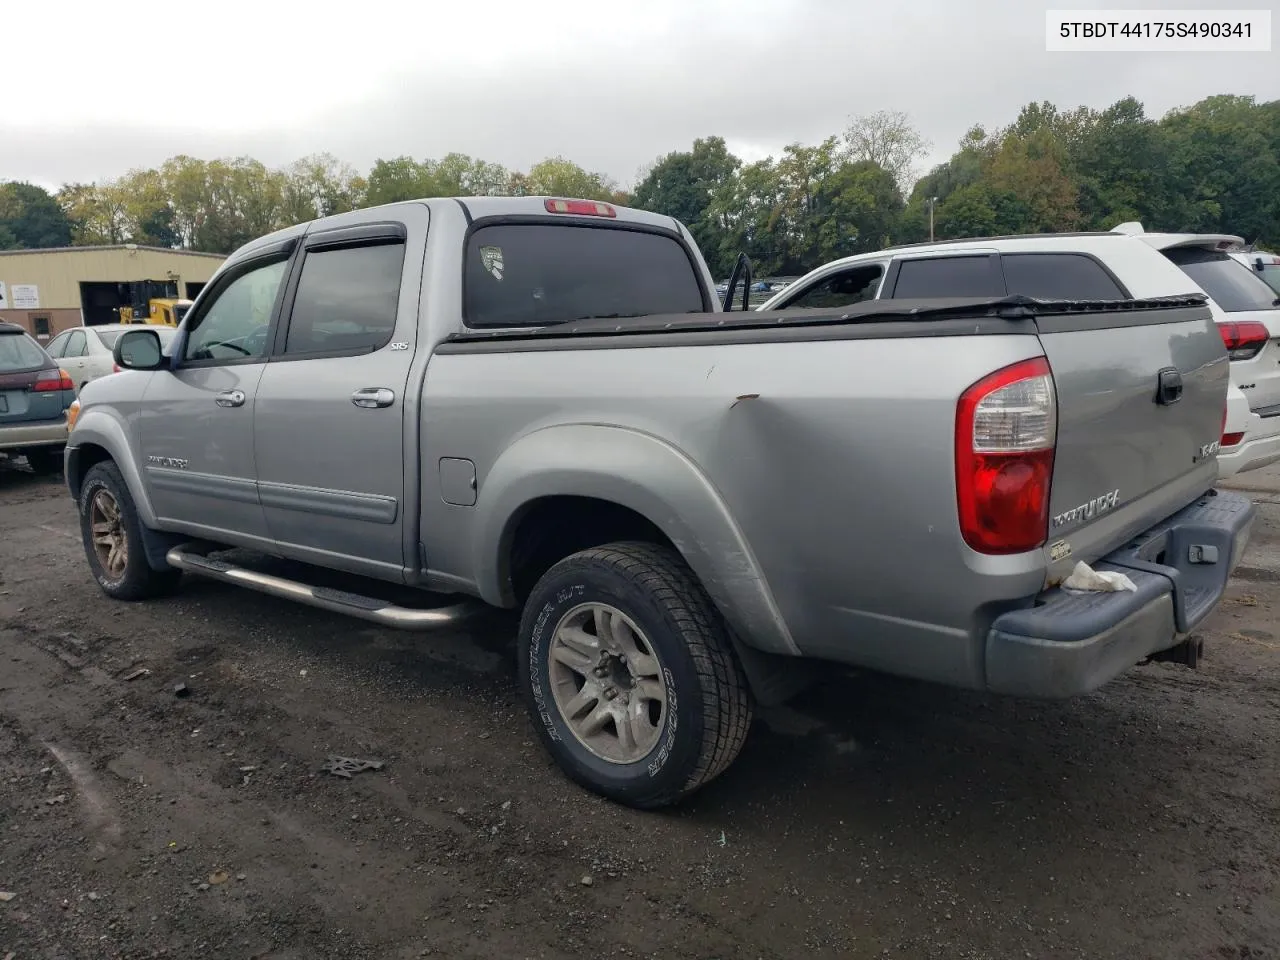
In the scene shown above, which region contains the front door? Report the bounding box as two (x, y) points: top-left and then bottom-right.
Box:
(139, 254), (292, 545)
(253, 212), (425, 580)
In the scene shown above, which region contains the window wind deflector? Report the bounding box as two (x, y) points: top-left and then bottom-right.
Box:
(304, 221), (408, 252)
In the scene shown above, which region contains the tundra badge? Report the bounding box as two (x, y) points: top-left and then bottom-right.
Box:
(147, 455), (188, 470)
(1052, 489), (1120, 529)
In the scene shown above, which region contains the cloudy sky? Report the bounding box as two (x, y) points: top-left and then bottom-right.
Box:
(3, 0), (1277, 191)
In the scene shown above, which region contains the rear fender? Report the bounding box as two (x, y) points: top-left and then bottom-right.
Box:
(473, 423), (799, 656)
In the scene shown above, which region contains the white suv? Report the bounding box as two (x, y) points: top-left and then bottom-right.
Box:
(757, 225), (1280, 477)
(1229, 247), (1280, 296)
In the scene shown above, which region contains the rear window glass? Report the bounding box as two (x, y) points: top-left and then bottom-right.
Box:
(463, 224), (706, 328)
(0, 331), (50, 372)
(1163, 247), (1280, 313)
(1001, 253), (1126, 300)
(1256, 264), (1280, 295)
(890, 255), (1005, 299)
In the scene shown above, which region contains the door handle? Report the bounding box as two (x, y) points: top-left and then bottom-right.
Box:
(215, 389), (246, 408)
(351, 387), (395, 408)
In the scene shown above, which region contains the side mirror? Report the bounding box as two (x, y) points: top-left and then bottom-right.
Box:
(113, 329), (166, 371)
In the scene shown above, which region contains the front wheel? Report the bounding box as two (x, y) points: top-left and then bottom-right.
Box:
(518, 541), (753, 809)
(78, 461), (182, 601)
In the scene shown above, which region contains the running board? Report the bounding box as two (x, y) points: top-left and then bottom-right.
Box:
(165, 544), (482, 630)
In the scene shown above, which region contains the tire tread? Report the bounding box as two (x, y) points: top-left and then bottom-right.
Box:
(546, 540), (754, 806)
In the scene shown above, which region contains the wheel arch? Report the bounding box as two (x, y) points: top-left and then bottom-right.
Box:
(472, 423), (799, 658)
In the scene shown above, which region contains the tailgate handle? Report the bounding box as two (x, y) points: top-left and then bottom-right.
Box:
(1155, 367), (1183, 406)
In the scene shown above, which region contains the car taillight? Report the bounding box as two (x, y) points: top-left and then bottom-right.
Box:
(1223, 432), (1244, 447)
(112, 363), (121, 373)
(31, 369), (75, 392)
(1218, 321), (1269, 361)
(956, 356), (1056, 554)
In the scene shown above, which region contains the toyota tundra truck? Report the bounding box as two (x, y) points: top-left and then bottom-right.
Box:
(63, 196), (1255, 808)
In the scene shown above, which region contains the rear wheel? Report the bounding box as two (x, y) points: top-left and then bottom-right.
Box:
(78, 461), (182, 601)
(24, 446), (63, 475)
(518, 541), (753, 808)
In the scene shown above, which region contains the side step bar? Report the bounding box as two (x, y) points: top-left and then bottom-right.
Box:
(165, 544), (482, 631)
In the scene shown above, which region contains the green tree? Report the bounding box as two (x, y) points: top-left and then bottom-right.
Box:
(0, 181), (74, 248)
(631, 136), (741, 275)
(524, 157), (616, 200)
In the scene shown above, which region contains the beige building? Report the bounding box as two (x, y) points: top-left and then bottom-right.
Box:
(0, 245), (225, 344)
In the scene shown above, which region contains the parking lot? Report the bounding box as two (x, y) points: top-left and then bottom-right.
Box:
(1, 461), (1277, 960)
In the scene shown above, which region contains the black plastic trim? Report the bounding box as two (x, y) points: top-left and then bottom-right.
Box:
(303, 221), (408, 251)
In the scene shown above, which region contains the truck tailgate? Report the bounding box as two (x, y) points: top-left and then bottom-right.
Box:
(1037, 299), (1227, 555)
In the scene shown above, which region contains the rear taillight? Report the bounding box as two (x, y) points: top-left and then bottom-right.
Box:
(31, 369), (75, 392)
(112, 363), (121, 373)
(1218, 321), (1269, 361)
(1223, 432), (1244, 447)
(956, 356), (1056, 554)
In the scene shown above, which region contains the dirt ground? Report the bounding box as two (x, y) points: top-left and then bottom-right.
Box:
(1, 459), (1278, 960)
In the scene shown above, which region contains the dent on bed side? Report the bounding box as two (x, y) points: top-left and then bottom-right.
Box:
(470, 423), (799, 656)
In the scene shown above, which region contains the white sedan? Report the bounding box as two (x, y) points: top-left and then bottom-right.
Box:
(44, 326), (179, 394)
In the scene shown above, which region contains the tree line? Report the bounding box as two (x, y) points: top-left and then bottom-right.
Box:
(1, 94), (1276, 280)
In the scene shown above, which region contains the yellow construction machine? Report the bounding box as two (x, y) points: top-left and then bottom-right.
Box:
(118, 280), (193, 327)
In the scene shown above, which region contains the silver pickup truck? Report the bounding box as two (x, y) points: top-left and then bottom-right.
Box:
(64, 196), (1256, 808)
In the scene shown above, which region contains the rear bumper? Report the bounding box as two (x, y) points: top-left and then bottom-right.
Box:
(0, 417), (69, 451)
(985, 489), (1256, 698)
(1218, 407), (1280, 477)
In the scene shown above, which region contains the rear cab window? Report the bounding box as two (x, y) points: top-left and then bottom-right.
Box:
(463, 223), (707, 328)
(1163, 247), (1280, 313)
(0, 329), (51, 373)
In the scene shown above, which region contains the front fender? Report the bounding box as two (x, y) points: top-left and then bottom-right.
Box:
(473, 423), (799, 656)
(65, 408), (157, 528)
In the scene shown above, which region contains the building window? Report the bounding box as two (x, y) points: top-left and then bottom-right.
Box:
(31, 315), (51, 339)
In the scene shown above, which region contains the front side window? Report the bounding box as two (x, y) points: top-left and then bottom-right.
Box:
(464, 223), (705, 328)
(1163, 247), (1280, 313)
(184, 259), (288, 362)
(283, 242), (406, 355)
(45, 332), (71, 358)
(890, 255), (1006, 299)
(783, 264), (884, 310)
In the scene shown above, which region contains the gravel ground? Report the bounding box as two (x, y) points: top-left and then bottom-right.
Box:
(1, 458), (1278, 960)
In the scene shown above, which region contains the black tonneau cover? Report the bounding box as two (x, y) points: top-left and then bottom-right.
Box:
(446, 293), (1210, 342)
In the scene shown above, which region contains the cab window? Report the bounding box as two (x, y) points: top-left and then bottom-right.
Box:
(783, 264), (884, 309)
(184, 259), (289, 363)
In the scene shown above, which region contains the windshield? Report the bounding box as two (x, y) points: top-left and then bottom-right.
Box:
(0, 330), (51, 372)
(463, 223), (707, 328)
(1163, 247), (1280, 313)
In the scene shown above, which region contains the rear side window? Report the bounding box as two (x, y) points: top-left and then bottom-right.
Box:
(0, 331), (50, 372)
(1163, 247), (1280, 313)
(890, 255), (1005, 299)
(1001, 253), (1125, 300)
(464, 224), (706, 328)
(284, 242), (406, 355)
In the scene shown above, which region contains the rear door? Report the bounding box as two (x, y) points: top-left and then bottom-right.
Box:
(59, 330), (92, 390)
(1161, 244), (1280, 416)
(252, 211), (424, 580)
